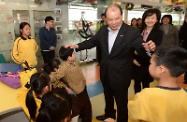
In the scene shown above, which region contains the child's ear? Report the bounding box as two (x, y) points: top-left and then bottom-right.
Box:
(43, 86), (50, 94)
(67, 56), (71, 60)
(68, 55), (74, 61)
(62, 112), (71, 122)
(54, 68), (57, 71)
(159, 65), (166, 74)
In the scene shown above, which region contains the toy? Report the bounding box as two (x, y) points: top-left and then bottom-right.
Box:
(0, 71), (21, 89)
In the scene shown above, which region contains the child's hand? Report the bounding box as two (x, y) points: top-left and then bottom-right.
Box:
(65, 87), (72, 94)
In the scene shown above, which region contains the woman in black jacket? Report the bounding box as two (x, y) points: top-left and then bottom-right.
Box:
(179, 16), (187, 49)
(133, 8), (163, 93)
(179, 15), (187, 84)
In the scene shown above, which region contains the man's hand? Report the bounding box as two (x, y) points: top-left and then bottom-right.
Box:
(142, 40), (155, 52)
(64, 44), (78, 49)
(49, 46), (55, 50)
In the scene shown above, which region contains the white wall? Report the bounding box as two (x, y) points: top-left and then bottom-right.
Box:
(0, 0), (97, 64)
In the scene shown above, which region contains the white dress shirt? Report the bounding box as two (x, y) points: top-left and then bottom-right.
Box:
(108, 24), (122, 53)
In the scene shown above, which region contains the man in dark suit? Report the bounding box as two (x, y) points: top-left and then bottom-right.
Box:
(96, 13), (107, 65)
(65, 4), (155, 122)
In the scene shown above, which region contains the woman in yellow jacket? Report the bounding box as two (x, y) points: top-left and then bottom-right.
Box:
(17, 72), (51, 122)
(12, 22), (38, 68)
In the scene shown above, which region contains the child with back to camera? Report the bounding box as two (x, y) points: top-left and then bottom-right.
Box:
(43, 59), (81, 122)
(49, 46), (92, 122)
(36, 88), (72, 122)
(128, 46), (187, 122)
(17, 72), (51, 122)
(43, 59), (64, 89)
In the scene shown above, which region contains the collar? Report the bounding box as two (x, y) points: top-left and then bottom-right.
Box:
(163, 24), (170, 27)
(45, 26), (52, 30)
(62, 60), (75, 66)
(156, 86), (181, 90)
(143, 29), (149, 34)
(36, 96), (42, 100)
(20, 35), (31, 40)
(32, 91), (42, 101)
(107, 21), (123, 32)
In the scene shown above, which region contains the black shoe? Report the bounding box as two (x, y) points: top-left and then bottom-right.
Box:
(96, 114), (107, 121)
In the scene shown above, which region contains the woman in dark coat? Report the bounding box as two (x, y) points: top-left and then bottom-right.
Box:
(179, 15), (187, 84)
(133, 8), (163, 93)
(179, 16), (187, 49)
(160, 15), (179, 46)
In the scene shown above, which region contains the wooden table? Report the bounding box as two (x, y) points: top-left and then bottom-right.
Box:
(0, 82), (22, 115)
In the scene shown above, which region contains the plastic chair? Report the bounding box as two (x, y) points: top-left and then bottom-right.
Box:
(0, 54), (6, 63)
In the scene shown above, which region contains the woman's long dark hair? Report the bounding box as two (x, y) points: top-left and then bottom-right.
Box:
(26, 72), (51, 121)
(141, 8), (161, 33)
(36, 88), (72, 122)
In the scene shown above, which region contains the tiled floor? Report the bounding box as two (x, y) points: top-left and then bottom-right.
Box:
(80, 62), (187, 122)
(80, 62), (100, 85)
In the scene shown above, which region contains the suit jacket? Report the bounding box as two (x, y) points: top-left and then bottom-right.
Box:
(77, 23), (146, 90)
(179, 24), (187, 49)
(135, 27), (163, 66)
(132, 28), (163, 82)
(160, 25), (179, 46)
(146, 27), (163, 46)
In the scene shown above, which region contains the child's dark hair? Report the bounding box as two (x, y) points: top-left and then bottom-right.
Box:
(26, 72), (51, 121)
(59, 46), (74, 61)
(154, 46), (187, 77)
(43, 59), (61, 74)
(141, 8), (161, 33)
(45, 16), (54, 23)
(36, 88), (72, 122)
(20, 22), (30, 36)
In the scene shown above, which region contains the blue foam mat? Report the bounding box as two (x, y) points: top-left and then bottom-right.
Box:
(0, 63), (22, 73)
(87, 81), (103, 98)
